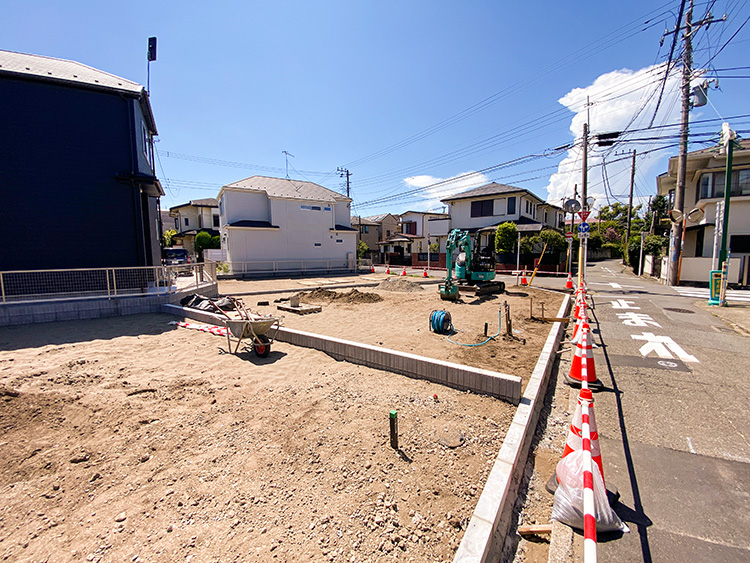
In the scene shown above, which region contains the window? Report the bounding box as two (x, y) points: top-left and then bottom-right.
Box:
(508, 197), (516, 215)
(323, 207), (332, 211)
(311, 206), (321, 211)
(730, 234), (750, 253)
(698, 169), (750, 199)
(336, 239), (343, 244)
(362, 225), (369, 233)
(213, 215), (220, 228)
(219, 197), (224, 215)
(470, 200), (494, 217)
(314, 242), (322, 247)
(184, 217), (189, 227)
(403, 222), (417, 235)
(544, 211), (548, 223)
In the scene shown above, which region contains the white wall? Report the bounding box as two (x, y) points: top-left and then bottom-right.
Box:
(333, 201), (351, 228)
(449, 196), (521, 230)
(221, 190), (269, 225)
(223, 195), (355, 263)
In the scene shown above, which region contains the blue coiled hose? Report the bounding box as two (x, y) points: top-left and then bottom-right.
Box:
(430, 309), (502, 347)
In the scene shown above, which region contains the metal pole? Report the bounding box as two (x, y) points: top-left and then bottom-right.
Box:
(625, 150), (636, 263)
(718, 132), (734, 266)
(516, 231), (521, 272)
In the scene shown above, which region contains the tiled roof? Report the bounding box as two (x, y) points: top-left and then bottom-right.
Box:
(170, 198), (218, 211)
(351, 216), (380, 226)
(441, 182), (544, 203)
(0, 49), (143, 95)
(224, 176), (350, 203)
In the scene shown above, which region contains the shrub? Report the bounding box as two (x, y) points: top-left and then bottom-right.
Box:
(495, 222), (517, 253)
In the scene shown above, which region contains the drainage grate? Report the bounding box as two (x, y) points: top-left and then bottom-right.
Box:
(663, 307), (695, 314)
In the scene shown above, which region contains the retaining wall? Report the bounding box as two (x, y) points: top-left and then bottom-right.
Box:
(0, 283), (218, 327)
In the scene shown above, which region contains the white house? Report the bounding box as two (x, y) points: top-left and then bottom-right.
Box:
(218, 176), (356, 272)
(657, 139), (750, 284)
(429, 183), (562, 252)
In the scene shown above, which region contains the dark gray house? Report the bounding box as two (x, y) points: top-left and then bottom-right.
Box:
(0, 49), (163, 271)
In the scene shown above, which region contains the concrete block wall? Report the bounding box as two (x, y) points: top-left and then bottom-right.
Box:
(0, 283), (218, 327)
(453, 293), (571, 563)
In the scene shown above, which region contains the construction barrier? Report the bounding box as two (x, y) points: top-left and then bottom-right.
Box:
(580, 386), (598, 561)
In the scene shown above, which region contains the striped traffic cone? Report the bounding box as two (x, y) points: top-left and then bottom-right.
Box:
(564, 327), (603, 390)
(521, 270), (528, 286)
(566, 272), (574, 290)
(423, 268), (428, 278)
(370, 264), (375, 273)
(546, 388), (618, 506)
(386, 265), (391, 275)
(401, 267), (407, 276)
(570, 299), (588, 343)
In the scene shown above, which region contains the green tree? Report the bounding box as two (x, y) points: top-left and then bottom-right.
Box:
(357, 240), (369, 259)
(195, 231), (214, 261)
(429, 241), (440, 253)
(539, 228), (566, 252)
(162, 229), (177, 248)
(494, 222), (517, 253)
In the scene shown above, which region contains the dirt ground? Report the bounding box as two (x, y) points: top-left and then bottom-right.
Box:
(0, 278), (563, 562)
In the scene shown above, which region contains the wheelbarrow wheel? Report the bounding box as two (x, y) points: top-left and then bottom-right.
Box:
(254, 334), (271, 358)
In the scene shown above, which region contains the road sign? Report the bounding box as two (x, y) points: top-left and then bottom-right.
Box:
(565, 232), (574, 239)
(578, 210), (591, 222)
(578, 222), (590, 233)
(579, 231), (589, 239)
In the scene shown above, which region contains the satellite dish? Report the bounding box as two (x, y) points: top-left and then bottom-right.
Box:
(564, 199), (581, 213)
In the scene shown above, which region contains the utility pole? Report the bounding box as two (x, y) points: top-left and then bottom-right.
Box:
(338, 167), (351, 198)
(669, 0), (693, 286)
(718, 123), (736, 266)
(579, 123), (589, 284)
(625, 149), (636, 263)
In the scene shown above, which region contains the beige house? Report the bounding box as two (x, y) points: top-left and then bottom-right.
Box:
(657, 139), (750, 284)
(351, 215), (380, 252)
(168, 198), (220, 259)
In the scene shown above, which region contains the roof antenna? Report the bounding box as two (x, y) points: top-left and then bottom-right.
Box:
(282, 150), (294, 179)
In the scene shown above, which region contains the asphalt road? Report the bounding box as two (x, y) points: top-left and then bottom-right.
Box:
(578, 260), (750, 562)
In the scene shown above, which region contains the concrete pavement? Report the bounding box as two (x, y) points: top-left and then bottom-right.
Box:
(566, 260), (750, 561)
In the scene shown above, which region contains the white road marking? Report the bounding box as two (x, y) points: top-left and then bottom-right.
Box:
(591, 281), (643, 289)
(673, 287), (750, 303)
(616, 312), (661, 327)
(631, 332), (699, 363)
(610, 299), (641, 310)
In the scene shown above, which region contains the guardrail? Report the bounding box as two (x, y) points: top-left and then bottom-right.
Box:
(0, 263), (217, 304)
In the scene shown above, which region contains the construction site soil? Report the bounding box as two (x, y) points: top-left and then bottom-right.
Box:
(0, 278), (563, 562)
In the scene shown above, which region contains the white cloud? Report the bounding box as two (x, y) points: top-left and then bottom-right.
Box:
(545, 63), (685, 212)
(403, 171), (490, 211)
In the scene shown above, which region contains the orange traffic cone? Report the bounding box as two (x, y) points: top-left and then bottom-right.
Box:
(401, 267), (407, 276)
(386, 265), (391, 275)
(423, 268), (428, 278)
(566, 272), (573, 290)
(521, 270), (528, 286)
(370, 264), (375, 273)
(565, 326), (602, 389)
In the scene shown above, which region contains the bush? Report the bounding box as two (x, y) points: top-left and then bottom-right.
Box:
(495, 222), (517, 253)
(627, 233), (667, 270)
(539, 228), (566, 252)
(162, 229), (177, 247)
(357, 240), (369, 259)
(602, 242), (623, 258)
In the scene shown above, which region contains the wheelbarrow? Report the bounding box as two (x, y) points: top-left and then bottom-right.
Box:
(223, 315), (281, 357)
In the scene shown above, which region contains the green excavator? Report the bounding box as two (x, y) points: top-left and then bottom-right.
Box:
(439, 227), (505, 300)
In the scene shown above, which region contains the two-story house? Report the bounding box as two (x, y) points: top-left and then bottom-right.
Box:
(168, 198), (220, 259)
(431, 183), (557, 253)
(657, 139), (750, 285)
(350, 215), (380, 254)
(218, 176), (356, 272)
(379, 211), (449, 266)
(365, 214), (400, 244)
(0, 49), (163, 271)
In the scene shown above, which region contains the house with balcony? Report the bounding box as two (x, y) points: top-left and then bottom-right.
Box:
(218, 176), (356, 274)
(0, 49), (163, 272)
(432, 183), (560, 251)
(657, 139), (750, 285)
(168, 198), (220, 260)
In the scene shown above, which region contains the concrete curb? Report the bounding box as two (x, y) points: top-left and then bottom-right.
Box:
(162, 304), (522, 403)
(453, 293), (571, 563)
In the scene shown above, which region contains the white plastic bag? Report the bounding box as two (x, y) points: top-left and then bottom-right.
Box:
(550, 450), (629, 533)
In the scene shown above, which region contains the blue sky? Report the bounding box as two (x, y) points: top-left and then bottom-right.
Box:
(4, 1), (749, 217)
